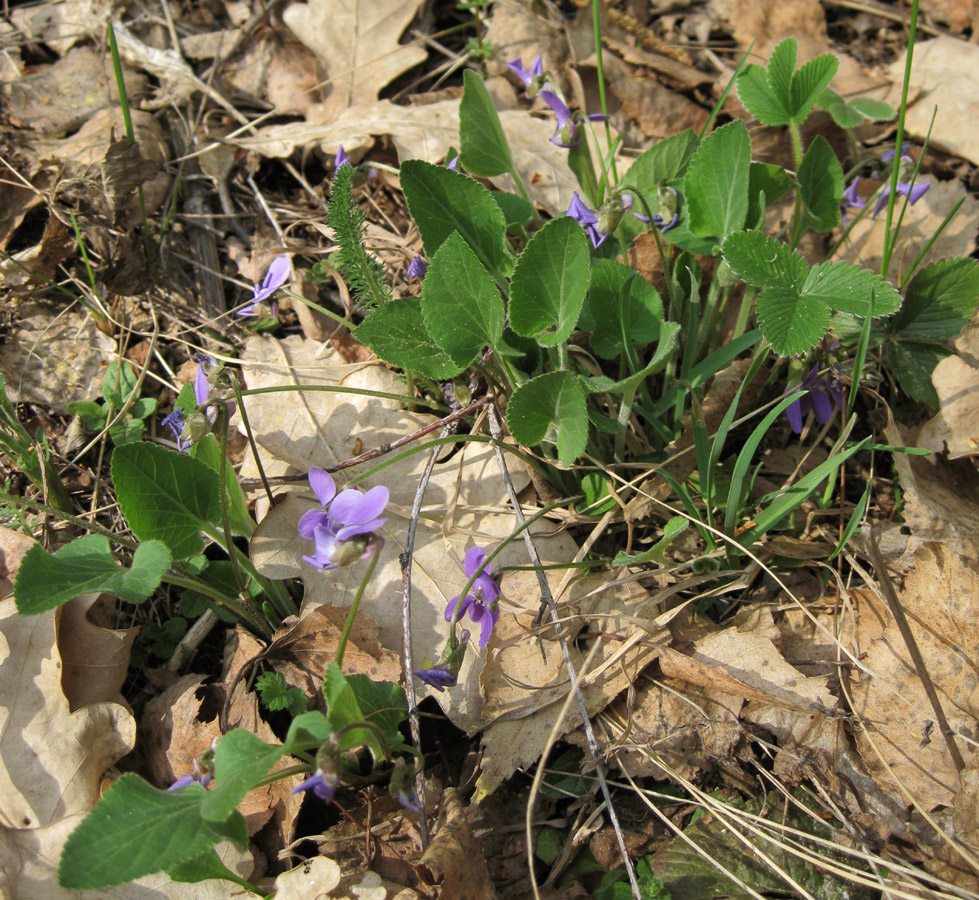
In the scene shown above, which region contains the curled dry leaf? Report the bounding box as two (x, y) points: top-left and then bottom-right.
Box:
(415, 788), (496, 900)
(850, 542), (979, 811)
(266, 604), (402, 690)
(58, 593), (138, 713)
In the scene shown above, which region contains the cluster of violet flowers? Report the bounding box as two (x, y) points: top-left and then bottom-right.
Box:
(508, 54), (679, 248)
(841, 145), (931, 222)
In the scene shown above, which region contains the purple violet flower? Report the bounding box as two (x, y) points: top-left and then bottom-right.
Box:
(880, 144), (910, 163)
(293, 768), (340, 803)
(567, 191), (606, 248)
(539, 90), (608, 148)
(407, 255), (428, 280)
(415, 630), (470, 692)
(444, 548), (501, 648)
(299, 467), (389, 570)
(162, 409), (188, 450)
(415, 667), (455, 692)
(335, 145), (350, 169)
(238, 254), (290, 317)
(507, 55), (544, 90)
(446, 155), (459, 171)
(872, 148), (931, 216)
(840, 177), (865, 223)
(873, 179), (930, 216)
(168, 747), (215, 790)
(784, 366), (844, 434)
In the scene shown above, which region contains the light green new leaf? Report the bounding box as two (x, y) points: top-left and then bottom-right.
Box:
(421, 231), (504, 366)
(790, 53), (839, 125)
(615, 129), (700, 245)
(509, 216), (590, 346)
(323, 661), (390, 761)
(15, 534), (170, 615)
(766, 38), (797, 117)
(798, 135), (842, 232)
(737, 64), (788, 126)
(460, 69), (513, 177)
(889, 257), (979, 340)
(356, 298), (463, 379)
(400, 160), (510, 282)
(59, 775), (247, 890)
(112, 442), (221, 560)
(189, 434), (254, 537)
(756, 287), (831, 356)
(507, 371), (588, 467)
(684, 120), (750, 241)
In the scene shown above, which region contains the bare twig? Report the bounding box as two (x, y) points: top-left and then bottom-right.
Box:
(485, 403), (641, 900)
(399, 420), (457, 848)
(238, 397), (489, 491)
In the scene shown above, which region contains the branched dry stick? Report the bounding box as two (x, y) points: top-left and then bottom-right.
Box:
(485, 403), (641, 900)
(866, 528), (966, 772)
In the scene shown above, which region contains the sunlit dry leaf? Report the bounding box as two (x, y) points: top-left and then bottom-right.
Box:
(835, 180), (979, 277)
(229, 100), (581, 215)
(274, 857), (341, 900)
(7, 0), (110, 54)
(0, 529), (242, 898)
(886, 36), (979, 166)
(476, 572), (659, 795)
(282, 0), (426, 120)
(2, 45), (146, 136)
(0, 303), (117, 413)
(709, 0), (829, 57)
(920, 322), (979, 460)
(885, 412), (979, 563)
(850, 542), (979, 809)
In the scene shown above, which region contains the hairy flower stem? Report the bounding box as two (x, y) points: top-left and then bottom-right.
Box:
(213, 406), (294, 625)
(230, 378), (274, 508)
(787, 121), (806, 250)
(881, 0), (920, 279)
(591, 0), (619, 188)
(334, 542), (381, 669)
(164, 573), (269, 638)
